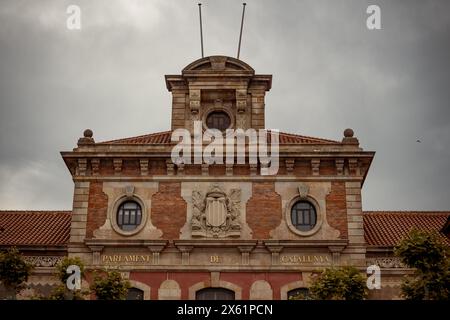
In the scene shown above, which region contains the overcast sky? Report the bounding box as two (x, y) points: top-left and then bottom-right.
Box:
(0, 0), (449, 211)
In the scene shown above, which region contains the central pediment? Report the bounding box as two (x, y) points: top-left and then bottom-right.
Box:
(182, 56), (255, 74)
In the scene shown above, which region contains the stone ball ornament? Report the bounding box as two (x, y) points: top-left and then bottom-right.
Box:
(83, 129), (93, 138)
(344, 128), (354, 138)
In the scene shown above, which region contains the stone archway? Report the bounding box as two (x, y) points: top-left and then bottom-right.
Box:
(128, 280), (151, 300)
(188, 281), (242, 300)
(249, 280), (273, 300)
(158, 279), (181, 300)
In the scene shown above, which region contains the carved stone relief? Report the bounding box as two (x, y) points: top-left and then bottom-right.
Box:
(191, 184), (241, 238)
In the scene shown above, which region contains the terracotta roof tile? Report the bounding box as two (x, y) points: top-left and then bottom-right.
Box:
(100, 130), (340, 145)
(363, 211), (450, 247)
(0, 211), (71, 246)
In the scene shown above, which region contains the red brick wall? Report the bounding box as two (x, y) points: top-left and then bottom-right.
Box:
(325, 182), (348, 239)
(86, 181), (108, 238)
(151, 182), (187, 239)
(294, 160), (311, 176)
(246, 182), (282, 239)
(319, 160), (336, 175)
(122, 160), (140, 176)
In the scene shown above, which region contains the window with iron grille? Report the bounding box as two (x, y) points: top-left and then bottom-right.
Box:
(117, 201), (142, 231)
(290, 201), (317, 232)
(206, 111), (231, 131)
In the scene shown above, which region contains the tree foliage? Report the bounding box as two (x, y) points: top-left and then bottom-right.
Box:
(394, 229), (450, 300)
(0, 247), (33, 298)
(55, 256), (85, 284)
(309, 267), (367, 300)
(90, 270), (130, 300)
(47, 257), (87, 300)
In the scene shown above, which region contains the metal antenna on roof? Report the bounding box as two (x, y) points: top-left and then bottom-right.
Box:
(198, 3), (204, 58)
(237, 3), (247, 60)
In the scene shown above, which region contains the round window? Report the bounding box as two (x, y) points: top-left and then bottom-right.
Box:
(206, 111), (231, 131)
(116, 201), (142, 231)
(290, 201), (317, 232)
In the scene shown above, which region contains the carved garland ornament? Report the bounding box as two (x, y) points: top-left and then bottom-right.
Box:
(191, 184), (241, 238)
(24, 256), (64, 267)
(366, 257), (406, 268)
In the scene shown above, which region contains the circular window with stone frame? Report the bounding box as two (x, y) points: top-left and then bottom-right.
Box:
(286, 197), (323, 236)
(204, 110), (232, 131)
(110, 196), (147, 236)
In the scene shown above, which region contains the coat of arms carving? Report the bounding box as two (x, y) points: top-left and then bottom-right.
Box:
(191, 184), (241, 238)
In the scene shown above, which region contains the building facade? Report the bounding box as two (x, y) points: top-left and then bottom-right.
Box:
(1, 56), (449, 300)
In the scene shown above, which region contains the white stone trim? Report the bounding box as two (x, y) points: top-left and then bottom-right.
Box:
(128, 280), (151, 300)
(188, 280), (242, 300)
(249, 280), (273, 300)
(280, 280), (309, 300)
(158, 279), (181, 300)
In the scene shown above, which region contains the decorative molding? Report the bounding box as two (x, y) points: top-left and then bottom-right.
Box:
(311, 159), (320, 176)
(191, 184), (241, 238)
(266, 245), (283, 265)
(177, 246), (194, 265)
(89, 245), (104, 265)
(285, 159), (295, 175)
(348, 159), (359, 176)
(77, 158), (87, 176)
(177, 163), (185, 176)
(113, 159), (122, 175)
(139, 159), (149, 176)
(297, 183), (309, 200)
(166, 160), (175, 176)
(335, 159), (344, 176)
(366, 257), (406, 268)
(189, 89), (200, 114)
(201, 164), (209, 176)
(236, 89), (247, 114)
(188, 280), (242, 300)
(91, 159), (100, 176)
(125, 185), (135, 197)
(23, 256), (63, 267)
(250, 163), (258, 176)
(225, 164), (233, 176)
(238, 246), (254, 265)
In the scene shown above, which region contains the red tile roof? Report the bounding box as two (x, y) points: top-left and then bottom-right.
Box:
(364, 211), (450, 247)
(100, 130), (340, 145)
(0, 211), (71, 246)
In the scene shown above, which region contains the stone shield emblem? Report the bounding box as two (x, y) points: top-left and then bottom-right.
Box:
(205, 196), (227, 227)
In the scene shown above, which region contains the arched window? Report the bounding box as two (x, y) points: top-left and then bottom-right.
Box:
(206, 111), (231, 131)
(288, 288), (309, 300)
(127, 287), (144, 300)
(290, 201), (317, 232)
(196, 288), (235, 300)
(117, 201), (142, 231)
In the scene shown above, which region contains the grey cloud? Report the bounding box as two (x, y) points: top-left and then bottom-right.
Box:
(0, 0), (449, 210)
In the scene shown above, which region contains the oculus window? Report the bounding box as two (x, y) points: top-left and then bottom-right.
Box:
(117, 201), (142, 231)
(290, 201), (317, 232)
(206, 111), (231, 131)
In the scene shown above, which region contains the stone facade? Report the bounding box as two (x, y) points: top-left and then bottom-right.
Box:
(57, 56), (384, 299)
(7, 55), (446, 300)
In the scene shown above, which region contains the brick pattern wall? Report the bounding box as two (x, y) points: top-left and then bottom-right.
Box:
(85, 181), (108, 238)
(246, 182), (282, 239)
(151, 182), (187, 239)
(325, 182), (348, 239)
